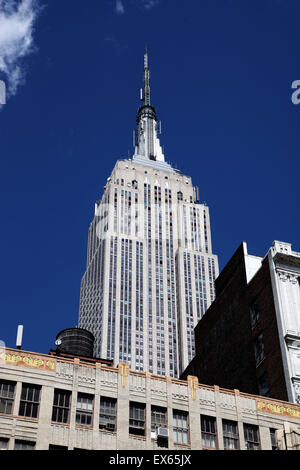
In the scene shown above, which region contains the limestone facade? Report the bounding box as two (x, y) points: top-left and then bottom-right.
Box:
(1, 348), (300, 450)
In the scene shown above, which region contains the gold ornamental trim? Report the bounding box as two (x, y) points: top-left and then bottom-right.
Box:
(257, 400), (300, 419)
(187, 375), (198, 400)
(0, 351), (56, 372)
(118, 362), (130, 387)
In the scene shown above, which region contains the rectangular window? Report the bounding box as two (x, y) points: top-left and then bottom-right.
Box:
(270, 428), (277, 450)
(222, 420), (239, 450)
(244, 423), (260, 450)
(254, 334), (265, 366)
(173, 410), (189, 445)
(76, 393), (93, 427)
(250, 300), (260, 327)
(201, 415), (217, 449)
(258, 371), (270, 397)
(129, 402), (146, 436)
(0, 438), (8, 450)
(52, 389), (71, 424)
(14, 440), (35, 450)
(151, 406), (167, 433)
(99, 397), (117, 432)
(19, 384), (41, 419)
(0, 380), (15, 415)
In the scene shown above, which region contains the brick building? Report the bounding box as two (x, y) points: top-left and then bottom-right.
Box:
(181, 241), (300, 404)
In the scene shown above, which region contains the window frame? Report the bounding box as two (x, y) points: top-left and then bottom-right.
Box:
(254, 333), (265, 367)
(99, 396), (117, 433)
(222, 419), (240, 450)
(173, 409), (190, 445)
(0, 380), (16, 416)
(250, 299), (260, 328)
(19, 383), (41, 419)
(151, 405), (168, 434)
(76, 392), (94, 427)
(14, 440), (36, 450)
(269, 428), (278, 450)
(0, 438), (9, 450)
(129, 402), (146, 437)
(201, 415), (218, 450)
(51, 389), (71, 424)
(244, 423), (261, 450)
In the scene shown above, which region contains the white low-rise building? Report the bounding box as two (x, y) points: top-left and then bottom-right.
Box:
(1, 347), (300, 450)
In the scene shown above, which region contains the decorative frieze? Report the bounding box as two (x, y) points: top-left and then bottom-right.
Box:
(78, 365), (96, 385)
(276, 270), (299, 284)
(198, 388), (215, 407)
(55, 362), (73, 381)
(294, 383), (300, 405)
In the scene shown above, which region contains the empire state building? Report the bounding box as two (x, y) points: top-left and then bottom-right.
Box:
(78, 50), (219, 377)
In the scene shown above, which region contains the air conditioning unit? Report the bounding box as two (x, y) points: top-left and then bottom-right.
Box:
(157, 427), (169, 438)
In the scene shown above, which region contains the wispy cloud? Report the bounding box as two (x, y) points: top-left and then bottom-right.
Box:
(113, 0), (160, 15)
(140, 0), (160, 10)
(115, 0), (125, 15)
(0, 0), (40, 106)
(102, 34), (129, 55)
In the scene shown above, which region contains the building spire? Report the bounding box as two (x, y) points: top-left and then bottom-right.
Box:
(133, 47), (165, 163)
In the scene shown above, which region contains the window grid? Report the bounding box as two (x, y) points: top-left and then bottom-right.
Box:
(222, 420), (239, 450)
(135, 241), (144, 371)
(107, 236), (117, 360)
(244, 424), (260, 450)
(0, 384), (281, 450)
(201, 415), (218, 449)
(173, 410), (189, 445)
(19, 384), (41, 419)
(76, 393), (93, 427)
(119, 238), (133, 366)
(129, 402), (146, 436)
(151, 406), (167, 432)
(52, 389), (71, 424)
(99, 397), (117, 432)
(0, 380), (15, 415)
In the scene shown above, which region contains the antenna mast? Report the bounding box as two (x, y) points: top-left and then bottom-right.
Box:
(144, 46), (150, 106)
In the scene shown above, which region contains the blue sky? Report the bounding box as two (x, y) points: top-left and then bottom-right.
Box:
(0, 0), (299, 354)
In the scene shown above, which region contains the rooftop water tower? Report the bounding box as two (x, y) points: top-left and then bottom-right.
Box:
(55, 328), (94, 358)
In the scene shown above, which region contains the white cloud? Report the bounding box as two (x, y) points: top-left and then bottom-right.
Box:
(116, 0), (125, 14)
(0, 0), (40, 105)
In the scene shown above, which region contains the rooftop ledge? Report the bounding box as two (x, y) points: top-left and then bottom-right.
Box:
(1, 347), (300, 416)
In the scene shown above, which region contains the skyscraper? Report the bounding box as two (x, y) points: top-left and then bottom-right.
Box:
(78, 49), (219, 377)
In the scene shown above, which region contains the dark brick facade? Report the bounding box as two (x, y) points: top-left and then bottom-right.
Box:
(181, 243), (289, 401)
(247, 256), (288, 401)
